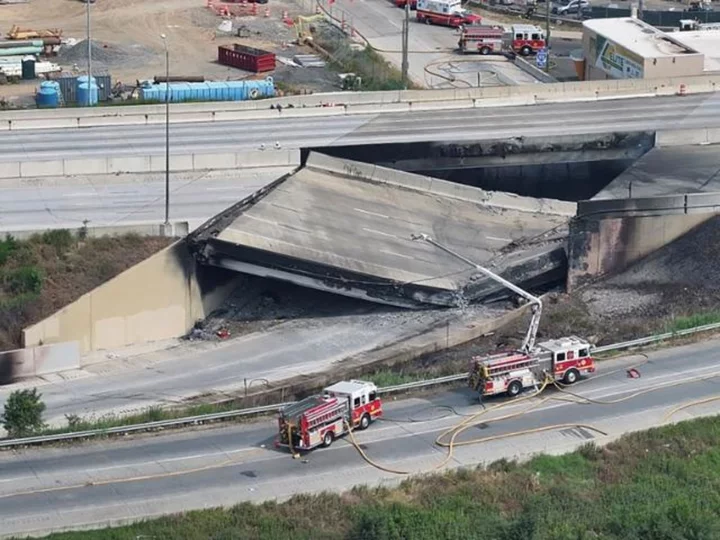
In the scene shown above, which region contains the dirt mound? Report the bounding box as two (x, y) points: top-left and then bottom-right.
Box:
(59, 39), (155, 69)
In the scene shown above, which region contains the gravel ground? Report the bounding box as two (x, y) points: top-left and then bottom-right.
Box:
(59, 39), (156, 70)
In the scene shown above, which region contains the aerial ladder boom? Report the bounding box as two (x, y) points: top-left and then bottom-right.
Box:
(412, 233), (542, 353)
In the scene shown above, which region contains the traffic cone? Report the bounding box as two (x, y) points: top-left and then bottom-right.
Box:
(265, 6), (270, 16)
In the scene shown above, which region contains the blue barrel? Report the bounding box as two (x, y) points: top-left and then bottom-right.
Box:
(76, 75), (98, 106)
(36, 81), (60, 108)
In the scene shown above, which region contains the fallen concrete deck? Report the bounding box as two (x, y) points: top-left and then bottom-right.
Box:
(188, 153), (575, 308)
(594, 143), (720, 200)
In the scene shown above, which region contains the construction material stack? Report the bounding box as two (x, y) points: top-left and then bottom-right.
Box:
(276, 380), (382, 452)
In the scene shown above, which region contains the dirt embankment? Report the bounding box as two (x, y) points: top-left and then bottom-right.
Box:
(0, 231), (173, 351)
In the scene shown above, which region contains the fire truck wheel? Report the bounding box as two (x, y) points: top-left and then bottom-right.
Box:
(563, 368), (580, 385)
(322, 431), (334, 448)
(521, 46), (532, 56)
(424, 17), (431, 24)
(480, 47), (491, 55)
(359, 413), (371, 430)
(507, 380), (523, 398)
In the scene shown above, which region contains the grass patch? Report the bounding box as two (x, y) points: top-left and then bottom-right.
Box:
(366, 369), (429, 388)
(0, 231), (173, 351)
(33, 414), (720, 539)
(667, 310), (720, 333)
(313, 25), (414, 91)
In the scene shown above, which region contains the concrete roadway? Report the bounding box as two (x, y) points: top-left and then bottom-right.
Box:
(0, 168), (293, 232)
(1, 95), (717, 164)
(0, 303), (495, 429)
(2, 339), (720, 537)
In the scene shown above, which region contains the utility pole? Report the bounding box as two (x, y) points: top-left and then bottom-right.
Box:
(544, 0), (551, 73)
(86, 0), (92, 106)
(401, 1), (410, 88)
(161, 34), (170, 228)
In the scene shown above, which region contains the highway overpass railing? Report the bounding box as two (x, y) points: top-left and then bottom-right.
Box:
(1, 321), (719, 449)
(1, 75), (719, 131)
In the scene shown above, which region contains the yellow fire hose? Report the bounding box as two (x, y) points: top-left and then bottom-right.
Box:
(341, 354), (720, 475)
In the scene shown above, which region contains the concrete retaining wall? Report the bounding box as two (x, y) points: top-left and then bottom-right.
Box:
(1, 75), (718, 131)
(22, 240), (243, 354)
(0, 342), (80, 384)
(307, 152), (577, 216)
(567, 194), (720, 290)
(3, 221), (191, 239)
(0, 149), (301, 180)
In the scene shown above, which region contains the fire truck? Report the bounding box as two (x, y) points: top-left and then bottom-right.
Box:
(458, 24), (546, 56)
(276, 380), (382, 452)
(416, 0), (481, 28)
(509, 24), (546, 56)
(410, 234), (596, 401)
(469, 336), (596, 398)
(458, 25), (505, 55)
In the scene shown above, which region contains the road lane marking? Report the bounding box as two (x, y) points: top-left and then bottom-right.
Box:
(485, 235), (512, 242)
(354, 208), (390, 219)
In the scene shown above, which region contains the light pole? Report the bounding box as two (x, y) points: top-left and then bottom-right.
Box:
(86, 0), (92, 106)
(161, 34), (170, 228)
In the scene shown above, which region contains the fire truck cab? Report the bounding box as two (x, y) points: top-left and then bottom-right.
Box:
(416, 0), (482, 28)
(469, 336), (596, 398)
(458, 25), (505, 54)
(276, 380), (382, 452)
(510, 24), (546, 55)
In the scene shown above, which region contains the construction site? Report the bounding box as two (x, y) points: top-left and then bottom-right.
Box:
(0, 0), (352, 106)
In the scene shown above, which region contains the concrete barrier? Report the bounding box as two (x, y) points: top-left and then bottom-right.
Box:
(0, 342), (80, 384)
(656, 128), (720, 147)
(3, 220), (191, 239)
(0, 149), (301, 179)
(2, 74), (719, 131)
(22, 239), (245, 354)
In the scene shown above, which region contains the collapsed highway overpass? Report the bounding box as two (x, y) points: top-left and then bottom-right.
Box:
(188, 153), (575, 309)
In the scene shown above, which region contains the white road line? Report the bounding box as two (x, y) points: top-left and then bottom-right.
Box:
(354, 207), (390, 219)
(379, 249), (415, 260)
(363, 227), (398, 239)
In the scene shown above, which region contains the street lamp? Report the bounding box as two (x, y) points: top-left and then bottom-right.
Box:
(86, 0), (92, 106)
(160, 34), (170, 228)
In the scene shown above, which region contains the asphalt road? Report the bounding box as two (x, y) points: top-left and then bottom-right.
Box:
(2, 94), (718, 164)
(0, 303), (497, 429)
(2, 339), (720, 537)
(0, 167), (293, 232)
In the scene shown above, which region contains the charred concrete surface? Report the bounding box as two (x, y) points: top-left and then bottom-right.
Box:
(189, 153), (574, 309)
(308, 132), (654, 202)
(567, 194), (720, 291)
(594, 143), (720, 200)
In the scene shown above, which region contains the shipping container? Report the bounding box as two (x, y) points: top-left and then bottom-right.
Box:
(138, 79), (275, 103)
(218, 44), (276, 73)
(50, 70), (111, 103)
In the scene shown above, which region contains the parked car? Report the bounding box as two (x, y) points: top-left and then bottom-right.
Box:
(552, 0), (590, 15)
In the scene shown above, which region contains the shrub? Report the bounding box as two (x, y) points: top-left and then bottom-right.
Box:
(1, 388), (46, 437)
(41, 229), (75, 254)
(5, 266), (43, 295)
(0, 234), (18, 266)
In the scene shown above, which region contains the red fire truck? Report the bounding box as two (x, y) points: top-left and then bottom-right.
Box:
(509, 24), (546, 56)
(458, 25), (505, 55)
(416, 0), (481, 27)
(469, 336), (596, 398)
(410, 234), (597, 402)
(276, 380), (382, 452)
(458, 24), (546, 56)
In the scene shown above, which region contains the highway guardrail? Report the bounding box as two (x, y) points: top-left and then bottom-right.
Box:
(1, 321), (719, 449)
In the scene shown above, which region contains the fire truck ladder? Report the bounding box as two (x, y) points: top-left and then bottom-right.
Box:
(412, 233), (542, 353)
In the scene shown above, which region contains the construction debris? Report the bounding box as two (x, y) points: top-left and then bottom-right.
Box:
(293, 54), (325, 67)
(7, 25), (63, 40)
